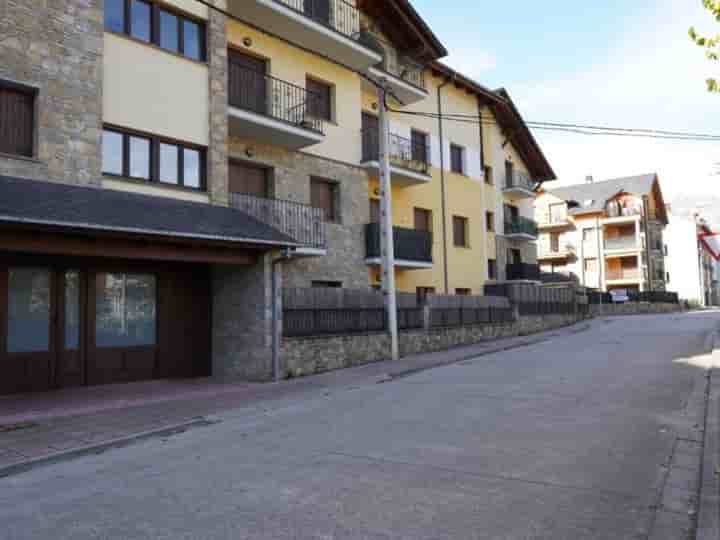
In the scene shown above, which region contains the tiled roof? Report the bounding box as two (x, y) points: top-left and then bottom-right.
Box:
(0, 175), (297, 247)
(547, 174), (658, 215)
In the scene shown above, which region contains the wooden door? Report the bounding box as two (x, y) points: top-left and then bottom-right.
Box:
(228, 50), (267, 115)
(229, 161), (269, 197)
(411, 130), (428, 164)
(361, 112), (379, 161)
(0, 266), (55, 394)
(414, 208), (432, 232)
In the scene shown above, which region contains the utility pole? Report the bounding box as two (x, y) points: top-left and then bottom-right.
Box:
(377, 81), (399, 361)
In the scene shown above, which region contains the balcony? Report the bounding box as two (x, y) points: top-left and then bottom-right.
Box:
(506, 263), (541, 281)
(365, 223), (433, 269)
(504, 216), (539, 240)
(227, 0), (382, 71)
(360, 129), (431, 186)
(606, 268), (642, 282)
(604, 235), (639, 254)
(503, 171), (537, 199)
(602, 204), (643, 225)
(538, 243), (576, 261)
(228, 64), (325, 150)
(537, 211), (572, 230)
(229, 192), (326, 252)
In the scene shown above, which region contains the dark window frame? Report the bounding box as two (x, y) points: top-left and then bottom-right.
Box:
(312, 280), (343, 288)
(450, 143), (465, 174)
(105, 0), (207, 62)
(453, 215), (469, 248)
(485, 211), (495, 233)
(455, 288), (471, 296)
(306, 77), (333, 122)
(311, 177), (341, 224)
(102, 125), (207, 191)
(411, 129), (429, 164)
(488, 259), (497, 280)
(0, 80), (37, 159)
(484, 165), (493, 185)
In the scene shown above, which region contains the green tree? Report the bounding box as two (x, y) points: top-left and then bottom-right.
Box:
(689, 0), (720, 92)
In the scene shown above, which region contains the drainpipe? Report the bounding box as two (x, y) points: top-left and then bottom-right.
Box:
(271, 249), (293, 382)
(437, 74), (455, 294)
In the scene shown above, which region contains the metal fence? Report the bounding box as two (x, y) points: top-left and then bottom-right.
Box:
(504, 216), (539, 237)
(629, 291), (679, 304)
(430, 306), (515, 328)
(274, 0), (361, 39)
(505, 171), (537, 192)
(230, 193), (326, 249)
(365, 223), (433, 263)
(361, 129), (430, 174)
(228, 63), (324, 134)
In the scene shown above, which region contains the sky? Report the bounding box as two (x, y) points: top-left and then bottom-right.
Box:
(412, 0), (719, 206)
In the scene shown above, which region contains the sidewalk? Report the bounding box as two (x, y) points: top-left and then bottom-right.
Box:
(0, 319), (593, 477)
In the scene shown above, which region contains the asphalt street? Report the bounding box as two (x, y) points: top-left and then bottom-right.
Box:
(2, 311), (718, 540)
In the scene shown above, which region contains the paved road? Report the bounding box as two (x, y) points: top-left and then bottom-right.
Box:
(2, 311), (719, 540)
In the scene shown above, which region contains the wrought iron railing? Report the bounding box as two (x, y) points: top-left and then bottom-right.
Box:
(229, 193), (326, 249)
(361, 129), (430, 174)
(272, 0), (360, 39)
(604, 236), (638, 251)
(228, 63), (324, 134)
(365, 223), (433, 263)
(504, 216), (539, 237)
(504, 171), (537, 192)
(538, 243), (576, 258)
(506, 263), (541, 281)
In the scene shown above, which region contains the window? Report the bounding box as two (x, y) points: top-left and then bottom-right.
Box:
(102, 127), (206, 190)
(311, 178), (339, 223)
(7, 268), (51, 353)
(484, 165), (493, 185)
(306, 78), (333, 121)
(130, 0), (152, 42)
(664, 244), (669, 256)
(666, 272), (671, 282)
(411, 130), (429, 164)
(95, 273), (157, 348)
(582, 228), (596, 243)
(312, 281), (342, 288)
(450, 144), (465, 174)
(414, 208), (432, 232)
(488, 259), (497, 280)
(453, 216), (468, 247)
(485, 211), (495, 233)
(584, 258), (598, 273)
(228, 161), (269, 197)
(0, 83), (35, 158)
(105, 0), (206, 61)
(455, 288), (471, 296)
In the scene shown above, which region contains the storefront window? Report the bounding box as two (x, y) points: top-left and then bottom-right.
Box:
(65, 271), (80, 350)
(7, 268), (51, 353)
(95, 273), (156, 348)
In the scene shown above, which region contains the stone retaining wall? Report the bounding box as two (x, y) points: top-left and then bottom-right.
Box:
(280, 313), (585, 379)
(588, 302), (680, 317)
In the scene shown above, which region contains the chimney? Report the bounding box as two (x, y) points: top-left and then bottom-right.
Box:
(585, 175), (594, 184)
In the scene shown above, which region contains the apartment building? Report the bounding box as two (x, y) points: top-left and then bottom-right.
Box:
(665, 214), (714, 305)
(535, 174), (670, 294)
(0, 0), (554, 395)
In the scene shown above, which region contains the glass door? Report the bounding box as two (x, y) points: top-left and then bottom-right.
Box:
(56, 269), (85, 388)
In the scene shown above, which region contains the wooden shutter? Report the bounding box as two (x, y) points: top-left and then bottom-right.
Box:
(228, 50), (267, 114)
(307, 78), (331, 120)
(311, 179), (335, 222)
(0, 86), (34, 157)
(228, 162), (268, 197)
(450, 145), (463, 173)
(369, 199), (381, 223)
(453, 216), (467, 247)
(414, 208), (431, 232)
(411, 130), (428, 163)
(361, 112), (379, 161)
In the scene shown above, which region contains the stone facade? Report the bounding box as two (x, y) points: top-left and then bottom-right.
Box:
(228, 138), (371, 289)
(281, 312), (586, 379)
(212, 255), (276, 381)
(0, 0), (103, 185)
(207, 5), (229, 206)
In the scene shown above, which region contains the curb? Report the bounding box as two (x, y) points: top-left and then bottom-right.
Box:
(0, 417), (214, 479)
(385, 322), (592, 381)
(696, 331), (720, 540)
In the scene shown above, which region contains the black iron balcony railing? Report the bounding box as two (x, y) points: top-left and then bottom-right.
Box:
(228, 63), (325, 134)
(504, 216), (539, 237)
(229, 193), (326, 249)
(504, 171), (537, 192)
(273, 0), (360, 40)
(365, 223), (433, 263)
(604, 236), (638, 251)
(506, 263), (541, 281)
(361, 129), (430, 175)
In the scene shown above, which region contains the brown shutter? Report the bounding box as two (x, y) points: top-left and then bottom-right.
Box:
(414, 208), (431, 232)
(0, 86), (34, 157)
(411, 130), (428, 163)
(450, 145), (463, 173)
(311, 179), (335, 222)
(370, 199), (381, 223)
(228, 162), (268, 197)
(228, 50), (267, 114)
(453, 216), (467, 247)
(307, 78), (331, 121)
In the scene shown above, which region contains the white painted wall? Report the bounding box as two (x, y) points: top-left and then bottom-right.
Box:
(665, 214), (703, 304)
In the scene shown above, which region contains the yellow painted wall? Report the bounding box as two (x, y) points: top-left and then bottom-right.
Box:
(226, 20), (363, 164)
(103, 34), (209, 146)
